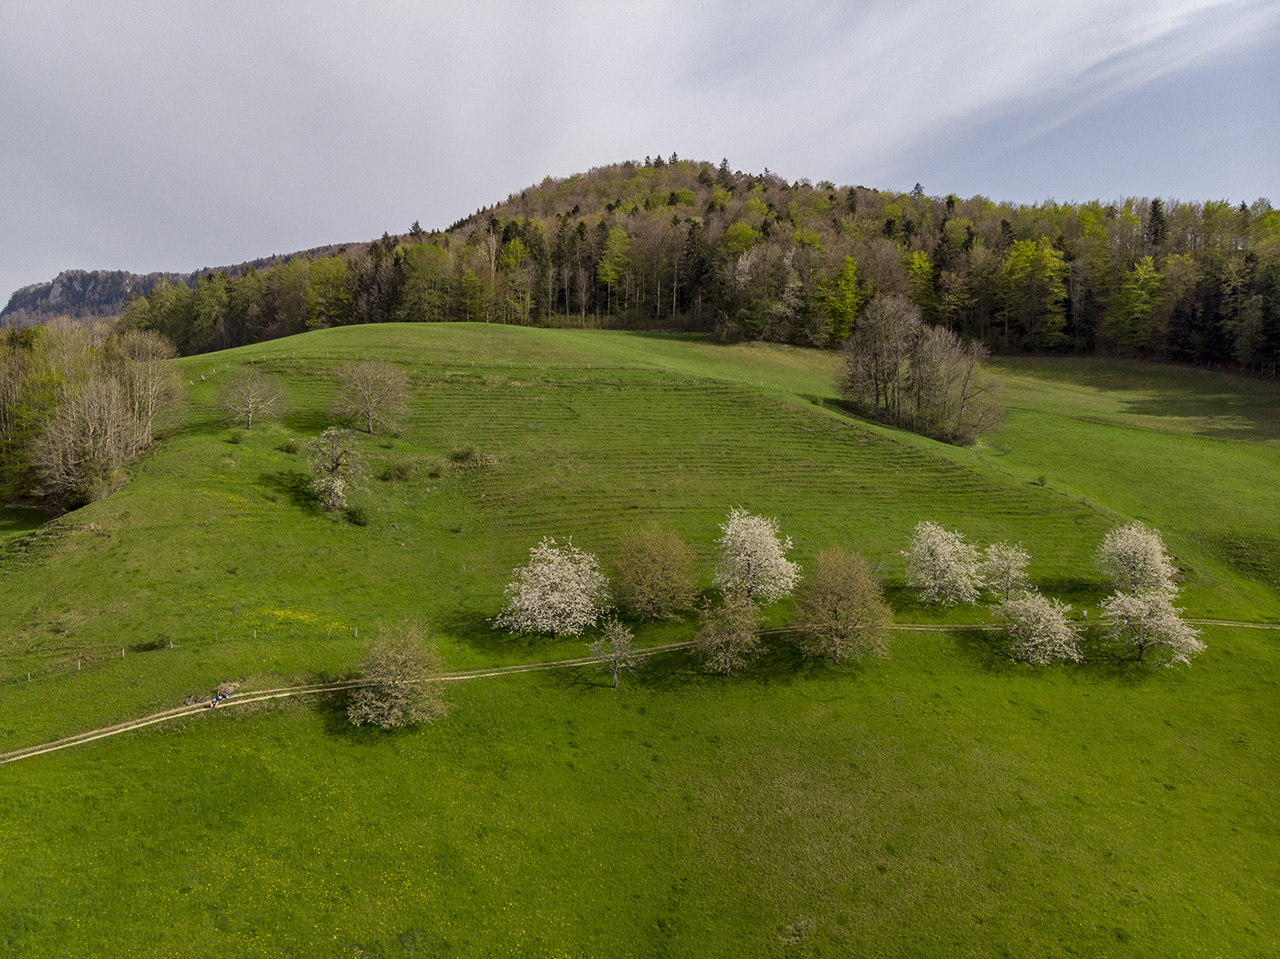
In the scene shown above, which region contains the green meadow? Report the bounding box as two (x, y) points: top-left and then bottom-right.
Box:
(1, 325), (1277, 957)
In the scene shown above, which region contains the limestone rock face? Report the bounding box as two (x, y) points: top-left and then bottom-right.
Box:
(2, 269), (178, 322)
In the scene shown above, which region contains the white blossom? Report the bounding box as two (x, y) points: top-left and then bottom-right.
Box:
(982, 541), (1031, 600)
(712, 507), (801, 604)
(1096, 522), (1178, 596)
(998, 591), (1083, 665)
(903, 521), (983, 606)
(492, 538), (611, 638)
(1101, 590), (1204, 667)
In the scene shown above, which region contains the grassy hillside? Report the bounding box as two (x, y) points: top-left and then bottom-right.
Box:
(1, 326), (1277, 957)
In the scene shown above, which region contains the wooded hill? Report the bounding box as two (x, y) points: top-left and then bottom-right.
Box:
(114, 156), (1279, 370)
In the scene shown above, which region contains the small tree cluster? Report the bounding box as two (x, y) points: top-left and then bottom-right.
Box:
(1096, 523), (1203, 666)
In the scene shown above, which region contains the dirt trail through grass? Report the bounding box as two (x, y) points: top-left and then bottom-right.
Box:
(4, 620), (1273, 767)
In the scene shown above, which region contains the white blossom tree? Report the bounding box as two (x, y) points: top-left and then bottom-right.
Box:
(588, 618), (642, 689)
(998, 591), (1083, 665)
(492, 538), (611, 639)
(1101, 590), (1205, 666)
(983, 541), (1031, 600)
(712, 507), (801, 604)
(1096, 522), (1178, 596)
(308, 426), (366, 510)
(903, 521), (984, 606)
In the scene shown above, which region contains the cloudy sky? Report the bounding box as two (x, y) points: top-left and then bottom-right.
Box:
(2, 0), (1277, 302)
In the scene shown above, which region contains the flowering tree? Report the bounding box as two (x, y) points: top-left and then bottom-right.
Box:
(693, 591), (763, 676)
(492, 537), (611, 639)
(903, 521), (983, 606)
(588, 618), (642, 689)
(347, 621), (448, 728)
(793, 546), (892, 663)
(997, 592), (1083, 665)
(1096, 522), (1178, 596)
(1101, 590), (1205, 666)
(712, 507), (801, 604)
(308, 426), (366, 510)
(982, 541), (1031, 600)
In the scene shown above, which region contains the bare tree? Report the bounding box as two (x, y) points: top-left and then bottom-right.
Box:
(613, 524), (699, 621)
(347, 621), (448, 728)
(307, 427), (367, 510)
(31, 375), (139, 506)
(794, 547), (892, 664)
(118, 329), (180, 447)
(221, 367), (287, 430)
(330, 360), (409, 434)
(588, 618), (642, 689)
(693, 591), (763, 676)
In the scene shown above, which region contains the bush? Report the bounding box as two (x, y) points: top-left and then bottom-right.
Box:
(378, 460), (415, 482)
(229, 430), (243, 445)
(276, 438), (300, 455)
(346, 504), (370, 526)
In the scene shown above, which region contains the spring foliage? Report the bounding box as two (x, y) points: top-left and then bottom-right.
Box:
(793, 547), (892, 663)
(613, 524), (699, 621)
(492, 537), (611, 638)
(693, 591), (764, 676)
(1095, 522), (1178, 596)
(1101, 588), (1205, 666)
(346, 621), (448, 728)
(712, 507), (801, 604)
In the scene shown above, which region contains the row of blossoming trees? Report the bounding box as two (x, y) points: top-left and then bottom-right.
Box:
(492, 508), (892, 683)
(489, 511), (1204, 687)
(904, 520), (1204, 667)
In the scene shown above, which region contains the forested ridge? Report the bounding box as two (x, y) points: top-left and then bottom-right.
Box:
(108, 156), (1278, 371)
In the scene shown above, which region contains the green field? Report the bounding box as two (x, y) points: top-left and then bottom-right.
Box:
(2, 325), (1277, 957)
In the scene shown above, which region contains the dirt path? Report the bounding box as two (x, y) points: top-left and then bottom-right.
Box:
(3, 619), (1274, 767)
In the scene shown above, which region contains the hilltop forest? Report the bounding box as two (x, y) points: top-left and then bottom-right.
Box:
(88, 157), (1280, 371)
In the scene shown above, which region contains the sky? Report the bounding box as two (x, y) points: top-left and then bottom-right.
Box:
(2, 0), (1277, 303)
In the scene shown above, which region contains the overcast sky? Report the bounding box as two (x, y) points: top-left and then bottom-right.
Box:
(2, 0), (1277, 302)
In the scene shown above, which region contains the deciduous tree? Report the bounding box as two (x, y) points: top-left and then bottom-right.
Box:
(346, 621), (448, 728)
(588, 618), (641, 689)
(220, 366), (287, 430)
(693, 591), (763, 676)
(903, 521), (983, 606)
(613, 524), (699, 621)
(998, 591), (1083, 665)
(983, 541), (1031, 600)
(712, 507), (801, 605)
(330, 360), (409, 434)
(793, 546), (892, 663)
(1096, 522), (1177, 596)
(307, 426), (367, 510)
(1100, 590), (1204, 666)
(492, 537), (611, 639)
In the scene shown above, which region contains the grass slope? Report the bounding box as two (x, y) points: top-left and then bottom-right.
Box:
(1, 325), (1277, 957)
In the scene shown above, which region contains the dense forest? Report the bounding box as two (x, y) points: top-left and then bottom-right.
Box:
(115, 157), (1279, 371)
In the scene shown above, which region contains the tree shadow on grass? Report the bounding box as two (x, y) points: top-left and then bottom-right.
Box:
(436, 606), (544, 659)
(258, 469), (322, 513)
